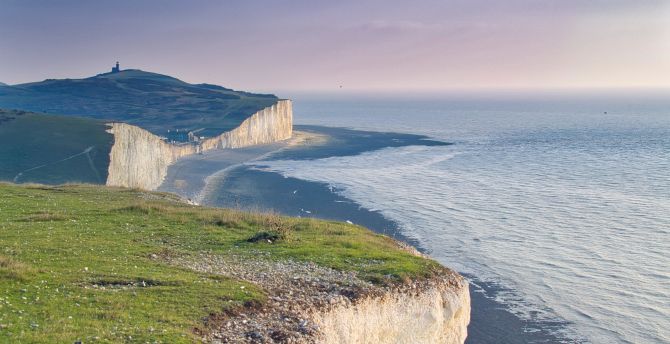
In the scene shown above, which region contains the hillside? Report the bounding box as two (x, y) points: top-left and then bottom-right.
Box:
(0, 110), (113, 185)
(0, 69), (278, 139)
(0, 183), (468, 343)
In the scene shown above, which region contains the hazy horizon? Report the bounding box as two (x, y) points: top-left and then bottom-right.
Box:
(1, 0), (669, 92)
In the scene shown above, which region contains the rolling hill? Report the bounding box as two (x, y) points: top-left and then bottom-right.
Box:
(0, 69), (278, 139)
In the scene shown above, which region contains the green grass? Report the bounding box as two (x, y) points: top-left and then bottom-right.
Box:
(0, 183), (442, 343)
(0, 110), (113, 185)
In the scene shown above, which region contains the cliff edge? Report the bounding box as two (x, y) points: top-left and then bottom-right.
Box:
(0, 183), (470, 343)
(106, 99), (292, 190)
(173, 247), (470, 344)
(313, 277), (470, 344)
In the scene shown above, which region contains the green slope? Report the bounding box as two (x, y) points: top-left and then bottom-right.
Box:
(0, 110), (113, 184)
(0, 69), (278, 138)
(0, 184), (442, 343)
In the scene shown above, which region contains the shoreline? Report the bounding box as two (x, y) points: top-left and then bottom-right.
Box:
(201, 165), (578, 344)
(165, 125), (578, 343)
(196, 130), (329, 204)
(158, 130), (327, 202)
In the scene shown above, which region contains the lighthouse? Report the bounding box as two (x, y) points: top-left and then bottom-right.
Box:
(111, 62), (120, 73)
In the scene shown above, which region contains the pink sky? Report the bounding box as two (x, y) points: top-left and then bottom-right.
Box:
(1, 0), (668, 92)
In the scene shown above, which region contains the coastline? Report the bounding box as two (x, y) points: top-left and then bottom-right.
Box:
(166, 125), (577, 343)
(201, 165), (577, 344)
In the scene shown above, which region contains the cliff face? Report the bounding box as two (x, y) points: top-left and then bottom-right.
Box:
(200, 99), (293, 150)
(106, 123), (197, 190)
(106, 100), (292, 189)
(173, 250), (470, 344)
(313, 275), (470, 344)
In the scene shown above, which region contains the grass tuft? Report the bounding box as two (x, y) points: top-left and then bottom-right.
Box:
(116, 203), (172, 214)
(0, 255), (33, 280)
(18, 211), (68, 222)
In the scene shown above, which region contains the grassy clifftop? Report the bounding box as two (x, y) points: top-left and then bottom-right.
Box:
(0, 184), (443, 343)
(0, 110), (113, 185)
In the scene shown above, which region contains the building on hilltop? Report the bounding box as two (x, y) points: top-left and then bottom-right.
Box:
(111, 62), (120, 73)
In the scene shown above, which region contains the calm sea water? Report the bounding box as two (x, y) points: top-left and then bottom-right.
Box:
(261, 91), (670, 343)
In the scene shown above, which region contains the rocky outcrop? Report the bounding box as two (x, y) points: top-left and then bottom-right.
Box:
(313, 277), (470, 344)
(106, 100), (292, 189)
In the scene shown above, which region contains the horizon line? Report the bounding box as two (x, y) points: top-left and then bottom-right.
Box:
(3, 66), (669, 95)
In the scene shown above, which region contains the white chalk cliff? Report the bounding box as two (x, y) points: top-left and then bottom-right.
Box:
(313, 273), (470, 344)
(106, 100), (292, 190)
(105, 98), (472, 343)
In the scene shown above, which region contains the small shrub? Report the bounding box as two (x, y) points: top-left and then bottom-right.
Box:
(247, 231), (281, 243)
(262, 213), (292, 240)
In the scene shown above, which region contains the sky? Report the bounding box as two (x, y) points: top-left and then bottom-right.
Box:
(1, 0), (669, 92)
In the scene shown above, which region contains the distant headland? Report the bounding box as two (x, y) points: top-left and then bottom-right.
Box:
(0, 65), (292, 189)
(0, 64), (280, 138)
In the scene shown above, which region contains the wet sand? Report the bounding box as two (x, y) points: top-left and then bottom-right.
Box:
(158, 130), (326, 201)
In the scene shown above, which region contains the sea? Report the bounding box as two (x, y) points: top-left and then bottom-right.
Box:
(250, 91), (670, 343)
